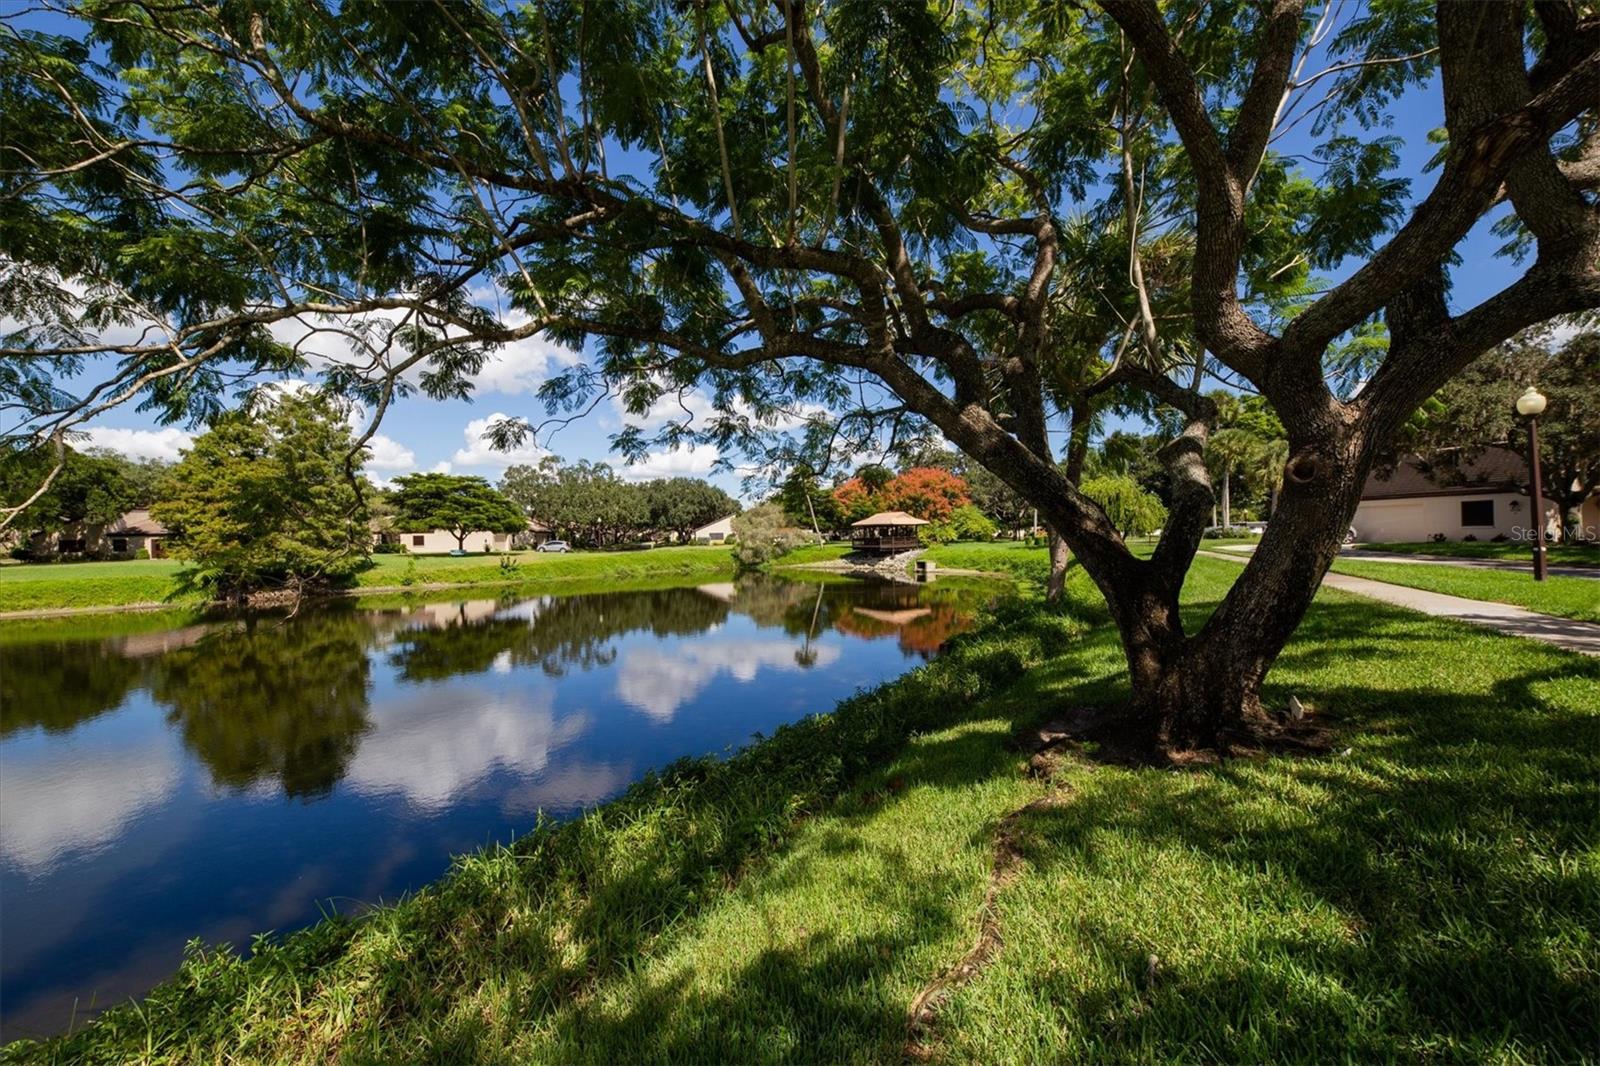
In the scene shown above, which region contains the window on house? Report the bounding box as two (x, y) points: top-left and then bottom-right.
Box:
(412, 534), (426, 547)
(1460, 500), (1495, 527)
(112, 538), (128, 553)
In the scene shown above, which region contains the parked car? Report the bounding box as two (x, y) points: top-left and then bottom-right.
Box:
(536, 540), (571, 553)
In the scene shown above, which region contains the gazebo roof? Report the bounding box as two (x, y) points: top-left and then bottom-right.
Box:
(851, 510), (930, 528)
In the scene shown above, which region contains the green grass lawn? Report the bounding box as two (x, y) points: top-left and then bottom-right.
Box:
(0, 547), (737, 613)
(0, 557), (195, 611)
(1328, 558), (1600, 624)
(1359, 540), (1600, 567)
(13, 557), (1595, 1063)
(354, 545), (734, 587)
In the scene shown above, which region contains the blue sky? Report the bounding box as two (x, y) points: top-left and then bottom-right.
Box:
(46, 11), (1537, 500)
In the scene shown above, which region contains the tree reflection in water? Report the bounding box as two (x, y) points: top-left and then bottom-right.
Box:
(149, 611), (376, 799)
(2, 576), (993, 799)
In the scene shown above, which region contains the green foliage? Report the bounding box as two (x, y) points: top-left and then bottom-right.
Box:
(730, 502), (810, 570)
(0, 445), (162, 546)
(390, 473), (525, 551)
(776, 466), (845, 534)
(150, 393), (369, 596)
(640, 477), (740, 541)
(919, 504), (998, 546)
(1080, 475), (1167, 537)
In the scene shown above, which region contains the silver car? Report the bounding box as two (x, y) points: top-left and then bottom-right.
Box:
(536, 540), (571, 553)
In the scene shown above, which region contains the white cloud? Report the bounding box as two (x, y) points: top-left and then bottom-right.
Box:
(614, 639), (841, 722)
(430, 460), (454, 474)
(364, 433), (416, 472)
(345, 688), (588, 811)
(0, 732), (182, 876)
(451, 412), (548, 472)
(265, 288), (579, 400)
(474, 334), (580, 396)
(79, 426), (194, 463)
(615, 443), (722, 482)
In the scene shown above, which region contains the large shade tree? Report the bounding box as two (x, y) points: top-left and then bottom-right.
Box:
(3, 1), (1596, 752)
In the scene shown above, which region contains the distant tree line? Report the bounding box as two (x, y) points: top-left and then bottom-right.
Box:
(498, 458), (740, 547)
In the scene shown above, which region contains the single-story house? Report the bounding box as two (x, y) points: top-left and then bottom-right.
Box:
(104, 508), (172, 558)
(513, 518), (553, 549)
(850, 510), (928, 555)
(692, 515), (737, 544)
(10, 508), (171, 559)
(373, 524), (518, 554)
(1351, 448), (1560, 543)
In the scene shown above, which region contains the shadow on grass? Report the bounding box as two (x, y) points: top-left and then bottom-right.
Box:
(977, 590), (1600, 1061)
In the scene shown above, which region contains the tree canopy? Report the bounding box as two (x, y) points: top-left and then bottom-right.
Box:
(0, 445), (151, 544)
(152, 392), (371, 596)
(390, 473), (526, 550)
(499, 460), (739, 544)
(4, 0), (1596, 749)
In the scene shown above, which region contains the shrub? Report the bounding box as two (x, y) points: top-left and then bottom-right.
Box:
(730, 503), (809, 570)
(372, 541), (403, 554)
(920, 504), (998, 545)
(134, 548), (150, 559)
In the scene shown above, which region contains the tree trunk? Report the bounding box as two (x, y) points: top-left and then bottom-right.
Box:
(1089, 433), (1372, 751)
(1046, 528), (1069, 602)
(1220, 468), (1231, 529)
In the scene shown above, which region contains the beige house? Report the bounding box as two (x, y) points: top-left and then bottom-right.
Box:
(374, 527), (515, 554)
(691, 515), (737, 543)
(1351, 449), (1559, 543)
(372, 517), (549, 554)
(11, 508), (171, 559)
(104, 509), (172, 557)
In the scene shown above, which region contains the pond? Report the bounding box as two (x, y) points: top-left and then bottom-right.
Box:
(0, 573), (999, 1039)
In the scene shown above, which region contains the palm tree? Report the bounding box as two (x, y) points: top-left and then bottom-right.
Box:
(1206, 428), (1256, 529)
(1246, 437), (1290, 519)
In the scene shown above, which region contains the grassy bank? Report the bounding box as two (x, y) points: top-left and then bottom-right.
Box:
(0, 547), (736, 614)
(1328, 558), (1600, 623)
(0, 558), (202, 612)
(9, 555), (1596, 1063)
(1360, 540), (1600, 567)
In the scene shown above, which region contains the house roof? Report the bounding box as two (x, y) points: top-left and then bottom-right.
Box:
(107, 508), (169, 536)
(527, 517), (552, 532)
(851, 510), (930, 527)
(692, 514), (736, 534)
(1361, 447), (1528, 500)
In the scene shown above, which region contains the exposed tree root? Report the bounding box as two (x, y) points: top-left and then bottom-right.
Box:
(903, 789), (1069, 1060)
(1016, 703), (1336, 771)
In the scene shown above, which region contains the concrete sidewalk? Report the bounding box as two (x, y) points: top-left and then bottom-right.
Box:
(1211, 543), (1600, 580)
(1198, 551), (1600, 656)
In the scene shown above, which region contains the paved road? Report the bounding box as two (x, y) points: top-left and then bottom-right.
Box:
(1212, 544), (1600, 580)
(1198, 550), (1600, 656)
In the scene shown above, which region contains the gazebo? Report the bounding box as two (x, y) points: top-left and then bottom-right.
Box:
(849, 511), (929, 555)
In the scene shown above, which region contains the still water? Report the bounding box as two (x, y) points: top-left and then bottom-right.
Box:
(0, 574), (994, 1039)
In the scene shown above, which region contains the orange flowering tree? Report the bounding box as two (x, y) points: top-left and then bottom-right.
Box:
(829, 478), (879, 524)
(879, 468), (971, 522)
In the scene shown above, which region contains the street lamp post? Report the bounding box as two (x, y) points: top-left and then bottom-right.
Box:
(1515, 386), (1549, 582)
